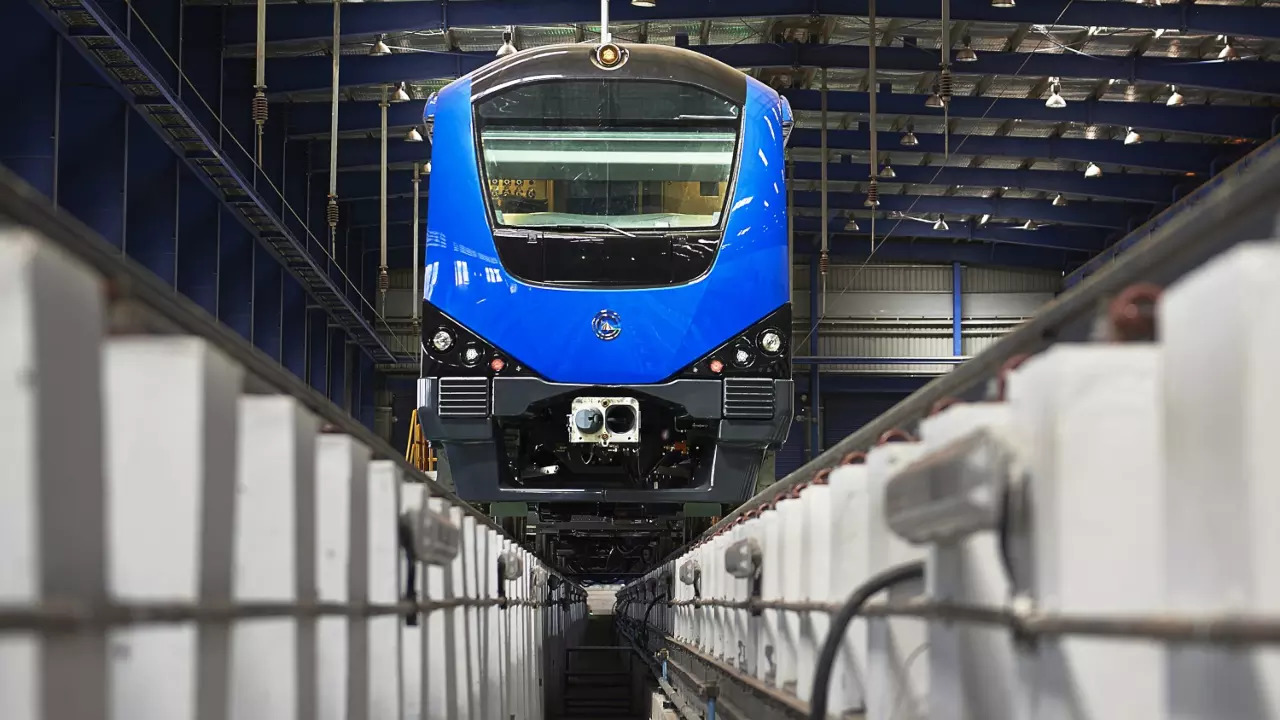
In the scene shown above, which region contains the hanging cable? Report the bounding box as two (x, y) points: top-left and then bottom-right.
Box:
(940, 0), (953, 158)
(378, 86), (390, 315)
(868, 0), (878, 254)
(808, 561), (926, 720)
(412, 163), (422, 354)
(252, 0), (268, 165)
(327, 0), (341, 257)
(819, 67), (829, 287)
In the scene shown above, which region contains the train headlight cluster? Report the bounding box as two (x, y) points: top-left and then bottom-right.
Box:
(734, 348), (753, 367)
(759, 329), (783, 354)
(431, 330), (454, 352)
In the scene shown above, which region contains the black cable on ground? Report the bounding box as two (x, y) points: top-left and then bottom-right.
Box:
(808, 560), (926, 720)
(640, 593), (667, 649)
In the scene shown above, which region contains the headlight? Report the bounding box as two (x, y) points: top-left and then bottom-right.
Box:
(431, 329), (454, 352)
(462, 346), (481, 365)
(733, 347), (754, 367)
(759, 329), (783, 354)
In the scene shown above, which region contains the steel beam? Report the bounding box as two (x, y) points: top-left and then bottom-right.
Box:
(223, 0), (1280, 46)
(254, 43), (1280, 97)
(285, 88), (1269, 142)
(315, 131), (1231, 176)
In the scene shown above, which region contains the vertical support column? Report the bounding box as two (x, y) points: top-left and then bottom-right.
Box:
(808, 259), (822, 461)
(104, 336), (243, 720)
(230, 396), (319, 720)
(952, 262), (963, 356)
(0, 231), (108, 720)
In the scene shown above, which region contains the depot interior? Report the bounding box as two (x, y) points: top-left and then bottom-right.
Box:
(4, 0), (1279, 716)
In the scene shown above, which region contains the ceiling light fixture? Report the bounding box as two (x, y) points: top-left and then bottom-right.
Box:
(845, 216), (860, 231)
(1045, 77), (1066, 109)
(901, 123), (920, 146)
(632, 0), (657, 6)
(369, 34), (392, 57)
(1052, 194), (1067, 207)
(933, 215), (950, 231)
(991, 0), (1015, 7)
(1166, 85), (1185, 107)
(1218, 41), (1239, 61)
(405, 126), (424, 142)
(1019, 219), (1040, 230)
(1084, 162), (1103, 178)
(391, 82), (411, 103)
(880, 161), (897, 179)
(496, 27), (518, 57)
(925, 92), (945, 109)
(956, 36), (978, 62)
(1124, 127), (1143, 145)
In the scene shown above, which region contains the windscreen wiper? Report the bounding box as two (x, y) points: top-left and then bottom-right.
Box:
(547, 223), (638, 238)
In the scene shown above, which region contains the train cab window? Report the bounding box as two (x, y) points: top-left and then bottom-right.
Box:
(474, 80), (741, 232)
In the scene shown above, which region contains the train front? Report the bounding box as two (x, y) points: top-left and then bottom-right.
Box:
(418, 41), (794, 504)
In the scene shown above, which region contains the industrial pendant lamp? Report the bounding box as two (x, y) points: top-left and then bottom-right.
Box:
(392, 82), (411, 103)
(1166, 85), (1185, 107)
(405, 126), (424, 142)
(880, 160), (897, 179)
(1124, 127), (1143, 145)
(901, 122), (920, 147)
(1051, 194), (1067, 207)
(1020, 219), (1040, 230)
(1084, 162), (1103, 178)
(1218, 40), (1239, 61)
(991, 0), (1015, 7)
(925, 92), (945, 109)
(496, 28), (518, 57)
(369, 34), (392, 57)
(1045, 78), (1066, 109)
(632, 0), (657, 6)
(845, 215), (860, 231)
(933, 215), (949, 231)
(955, 36), (978, 62)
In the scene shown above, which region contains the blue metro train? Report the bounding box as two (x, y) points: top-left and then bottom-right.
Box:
(417, 40), (794, 504)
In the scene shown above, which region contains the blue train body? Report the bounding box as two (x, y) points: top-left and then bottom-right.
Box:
(417, 42), (795, 504)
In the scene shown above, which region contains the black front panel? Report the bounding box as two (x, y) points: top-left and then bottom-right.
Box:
(492, 231), (719, 287)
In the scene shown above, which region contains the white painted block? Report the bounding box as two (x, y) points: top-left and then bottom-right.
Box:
(367, 461), (402, 720)
(1160, 242), (1280, 720)
(458, 513), (479, 720)
(0, 232), (108, 720)
(316, 435), (371, 720)
(796, 482), (831, 705)
(425, 497), (457, 720)
(1008, 345), (1165, 720)
(917, 404), (1018, 720)
(231, 396), (319, 720)
(778, 496), (804, 696)
(399, 484), (424, 720)
(866, 443), (928, 720)
(758, 511), (782, 686)
(825, 462), (870, 715)
(105, 336), (243, 720)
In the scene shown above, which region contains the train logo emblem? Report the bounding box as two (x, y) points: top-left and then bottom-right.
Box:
(593, 310), (621, 341)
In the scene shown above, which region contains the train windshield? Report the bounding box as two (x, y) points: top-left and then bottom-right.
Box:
(475, 79), (741, 231)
